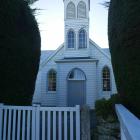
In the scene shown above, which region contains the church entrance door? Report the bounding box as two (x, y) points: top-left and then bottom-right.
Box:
(67, 68), (86, 107)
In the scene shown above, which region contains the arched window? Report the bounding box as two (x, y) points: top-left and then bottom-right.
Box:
(79, 29), (87, 48)
(67, 30), (75, 48)
(48, 70), (56, 91)
(68, 68), (86, 80)
(102, 66), (111, 91)
(66, 2), (76, 19)
(77, 1), (86, 18)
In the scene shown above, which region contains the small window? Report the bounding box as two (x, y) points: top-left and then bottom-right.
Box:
(102, 66), (111, 91)
(48, 70), (56, 91)
(68, 69), (86, 80)
(67, 30), (75, 49)
(79, 29), (87, 48)
(66, 2), (76, 19)
(77, 1), (86, 18)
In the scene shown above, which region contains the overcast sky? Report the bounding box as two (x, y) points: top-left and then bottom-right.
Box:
(32, 0), (109, 50)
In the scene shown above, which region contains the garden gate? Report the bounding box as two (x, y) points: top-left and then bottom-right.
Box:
(0, 104), (80, 140)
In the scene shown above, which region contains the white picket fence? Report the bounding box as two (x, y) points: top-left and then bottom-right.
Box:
(0, 104), (80, 140)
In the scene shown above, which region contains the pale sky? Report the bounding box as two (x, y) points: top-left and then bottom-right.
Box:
(32, 0), (109, 50)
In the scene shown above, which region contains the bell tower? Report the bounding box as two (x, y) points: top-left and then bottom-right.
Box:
(63, 0), (90, 58)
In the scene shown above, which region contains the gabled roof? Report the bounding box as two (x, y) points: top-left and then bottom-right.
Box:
(40, 43), (64, 70)
(89, 39), (111, 60)
(40, 50), (55, 64)
(39, 39), (111, 70)
(102, 48), (110, 56)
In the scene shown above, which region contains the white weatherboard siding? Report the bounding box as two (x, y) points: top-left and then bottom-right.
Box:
(32, 0), (117, 108)
(40, 67), (57, 106)
(90, 41), (117, 99)
(36, 46), (64, 106)
(56, 61), (97, 108)
(33, 42), (117, 108)
(33, 71), (41, 103)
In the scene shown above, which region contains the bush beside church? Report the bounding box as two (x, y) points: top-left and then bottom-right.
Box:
(0, 0), (41, 105)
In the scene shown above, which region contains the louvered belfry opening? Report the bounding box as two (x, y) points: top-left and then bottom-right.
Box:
(66, 2), (76, 19)
(77, 1), (86, 18)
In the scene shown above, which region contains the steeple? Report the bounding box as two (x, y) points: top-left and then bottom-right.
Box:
(63, 0), (90, 58)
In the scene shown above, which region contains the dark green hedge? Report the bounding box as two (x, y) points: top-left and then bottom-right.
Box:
(26, 0), (38, 4)
(108, 0), (140, 117)
(0, 0), (41, 105)
(95, 94), (121, 119)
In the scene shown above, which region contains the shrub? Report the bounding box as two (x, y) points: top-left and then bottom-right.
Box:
(108, 0), (140, 117)
(95, 94), (121, 119)
(0, 0), (41, 105)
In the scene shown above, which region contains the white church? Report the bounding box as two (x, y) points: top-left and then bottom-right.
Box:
(33, 0), (117, 109)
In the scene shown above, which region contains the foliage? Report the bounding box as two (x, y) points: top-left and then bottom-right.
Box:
(25, 0), (38, 5)
(108, 0), (140, 117)
(24, 0), (39, 14)
(95, 94), (121, 119)
(0, 0), (41, 105)
(102, 1), (110, 8)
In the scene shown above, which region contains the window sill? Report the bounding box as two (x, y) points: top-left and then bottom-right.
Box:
(66, 48), (76, 50)
(47, 91), (56, 94)
(78, 47), (87, 49)
(102, 91), (111, 93)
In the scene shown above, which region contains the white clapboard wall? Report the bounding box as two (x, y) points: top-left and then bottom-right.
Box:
(0, 104), (80, 140)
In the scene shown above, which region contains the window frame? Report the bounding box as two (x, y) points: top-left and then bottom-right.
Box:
(47, 69), (57, 92)
(102, 66), (111, 91)
(66, 2), (76, 19)
(67, 29), (76, 49)
(78, 29), (87, 49)
(77, 1), (87, 18)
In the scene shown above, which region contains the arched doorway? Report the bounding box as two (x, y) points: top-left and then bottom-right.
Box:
(67, 68), (86, 106)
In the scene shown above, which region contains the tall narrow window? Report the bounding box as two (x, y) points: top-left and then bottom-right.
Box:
(79, 29), (87, 48)
(77, 1), (86, 18)
(48, 70), (56, 91)
(102, 66), (111, 91)
(66, 2), (76, 19)
(67, 30), (75, 49)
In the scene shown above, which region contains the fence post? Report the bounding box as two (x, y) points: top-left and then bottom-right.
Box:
(0, 103), (4, 140)
(33, 104), (40, 140)
(32, 105), (36, 140)
(81, 105), (90, 140)
(76, 105), (80, 140)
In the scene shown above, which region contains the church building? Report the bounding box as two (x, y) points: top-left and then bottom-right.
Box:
(33, 0), (117, 109)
